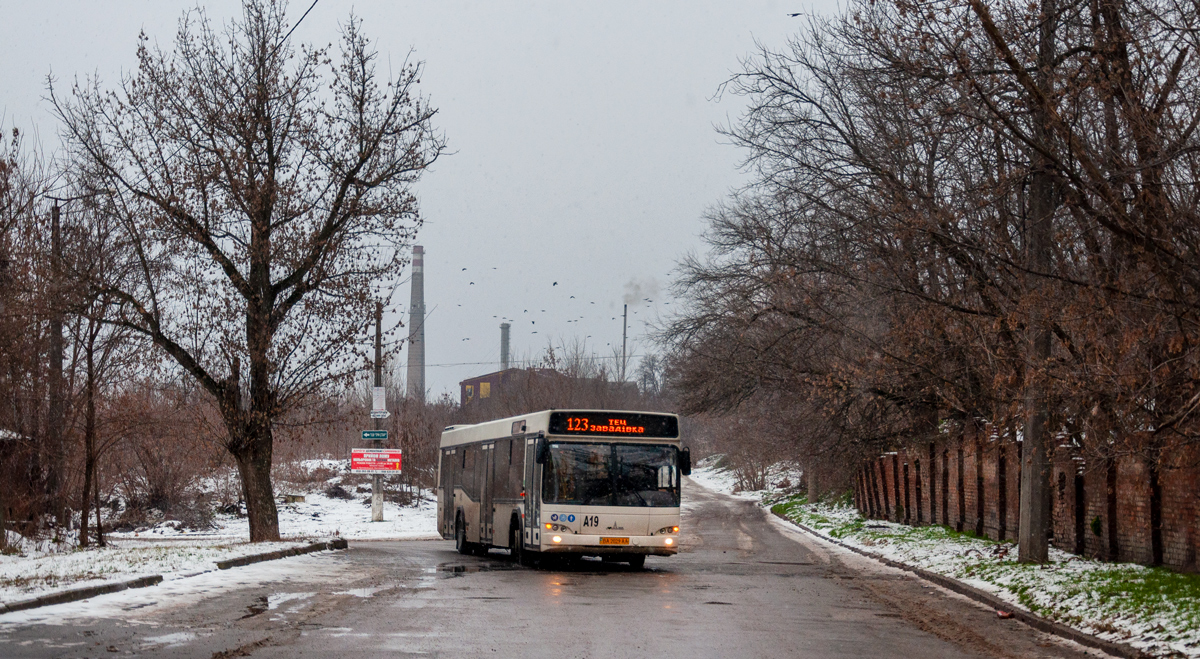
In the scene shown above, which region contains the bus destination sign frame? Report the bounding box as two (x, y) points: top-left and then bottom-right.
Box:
(547, 412), (678, 438)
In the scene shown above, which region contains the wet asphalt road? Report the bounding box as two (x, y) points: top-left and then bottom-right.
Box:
(0, 481), (1109, 658)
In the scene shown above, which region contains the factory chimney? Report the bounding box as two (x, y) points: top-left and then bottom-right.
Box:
(405, 245), (425, 402)
(500, 322), (511, 370)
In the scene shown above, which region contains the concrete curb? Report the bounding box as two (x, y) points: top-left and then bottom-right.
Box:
(215, 538), (348, 569)
(0, 538), (349, 616)
(0, 575), (163, 615)
(772, 511), (1148, 659)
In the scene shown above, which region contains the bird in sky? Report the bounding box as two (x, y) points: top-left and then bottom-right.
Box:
(462, 338), (469, 341)
(590, 301), (595, 304)
(531, 321), (535, 325)
(570, 295), (575, 299)
(552, 282), (558, 286)
(532, 331), (538, 334)
(462, 268), (467, 271)
(470, 282), (475, 285)
(524, 309), (527, 313)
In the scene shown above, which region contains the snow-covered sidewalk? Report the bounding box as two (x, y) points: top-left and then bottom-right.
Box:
(689, 461), (1200, 659)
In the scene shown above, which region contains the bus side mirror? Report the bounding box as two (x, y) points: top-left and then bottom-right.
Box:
(535, 437), (549, 465)
(680, 447), (692, 476)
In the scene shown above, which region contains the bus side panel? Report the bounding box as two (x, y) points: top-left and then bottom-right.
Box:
(453, 444), (478, 544)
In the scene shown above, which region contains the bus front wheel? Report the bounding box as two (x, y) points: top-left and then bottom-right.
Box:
(509, 525), (524, 565)
(626, 554), (646, 569)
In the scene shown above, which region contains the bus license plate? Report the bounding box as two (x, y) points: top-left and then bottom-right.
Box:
(599, 537), (629, 545)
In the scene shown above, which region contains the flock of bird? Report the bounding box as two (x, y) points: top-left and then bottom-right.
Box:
(432, 264), (664, 350)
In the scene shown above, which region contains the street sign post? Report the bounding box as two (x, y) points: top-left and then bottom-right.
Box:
(362, 430), (388, 441)
(351, 448), (402, 474)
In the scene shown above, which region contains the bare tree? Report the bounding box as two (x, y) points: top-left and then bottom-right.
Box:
(665, 0), (1200, 568)
(51, 0), (445, 541)
(0, 125), (53, 547)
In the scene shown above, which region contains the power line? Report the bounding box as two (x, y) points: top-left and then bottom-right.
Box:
(425, 354), (647, 369)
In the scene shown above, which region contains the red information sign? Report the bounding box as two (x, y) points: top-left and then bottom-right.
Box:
(351, 448), (402, 474)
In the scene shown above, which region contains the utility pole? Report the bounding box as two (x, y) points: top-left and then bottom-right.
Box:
(621, 303), (628, 381)
(1018, 0), (1058, 564)
(372, 301), (384, 522)
(48, 203), (66, 528)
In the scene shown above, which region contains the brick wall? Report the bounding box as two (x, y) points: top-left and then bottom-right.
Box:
(854, 428), (1200, 572)
(1160, 445), (1198, 570)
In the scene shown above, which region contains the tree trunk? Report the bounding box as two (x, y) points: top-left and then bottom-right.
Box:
(231, 429), (280, 543)
(0, 467), (6, 550)
(93, 454), (105, 547)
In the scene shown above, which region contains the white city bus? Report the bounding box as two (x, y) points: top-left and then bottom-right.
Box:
(437, 410), (691, 568)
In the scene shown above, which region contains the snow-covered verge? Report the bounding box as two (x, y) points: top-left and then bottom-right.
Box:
(103, 458), (439, 543)
(687, 455), (801, 500)
(689, 458), (1200, 658)
(0, 540), (308, 606)
(1, 459), (439, 608)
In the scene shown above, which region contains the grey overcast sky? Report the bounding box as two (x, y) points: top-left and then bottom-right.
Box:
(1, 0), (832, 401)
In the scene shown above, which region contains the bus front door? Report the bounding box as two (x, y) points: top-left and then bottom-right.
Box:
(481, 443), (494, 544)
(525, 435), (539, 547)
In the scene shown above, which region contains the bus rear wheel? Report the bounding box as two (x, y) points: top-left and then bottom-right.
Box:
(455, 515), (471, 555)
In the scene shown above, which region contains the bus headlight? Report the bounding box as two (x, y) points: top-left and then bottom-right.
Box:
(552, 535), (563, 543)
(664, 538), (674, 545)
(656, 526), (679, 535)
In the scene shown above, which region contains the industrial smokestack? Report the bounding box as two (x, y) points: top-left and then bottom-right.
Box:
(406, 245), (425, 402)
(500, 322), (511, 370)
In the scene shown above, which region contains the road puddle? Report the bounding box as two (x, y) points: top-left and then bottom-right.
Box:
(333, 586), (387, 598)
(142, 631), (197, 648)
(240, 596), (269, 619)
(436, 562), (517, 576)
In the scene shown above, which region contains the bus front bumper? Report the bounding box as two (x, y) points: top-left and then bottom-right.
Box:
(539, 534), (679, 556)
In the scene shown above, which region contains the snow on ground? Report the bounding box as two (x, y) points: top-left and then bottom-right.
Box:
(0, 460), (439, 608)
(690, 459), (1200, 658)
(102, 491), (439, 544)
(687, 455), (801, 501)
(0, 540), (308, 606)
(0, 550), (369, 629)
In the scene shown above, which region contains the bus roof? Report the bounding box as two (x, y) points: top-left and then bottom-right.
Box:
(439, 409), (680, 448)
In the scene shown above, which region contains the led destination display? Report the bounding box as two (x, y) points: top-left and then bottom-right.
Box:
(547, 411), (678, 438)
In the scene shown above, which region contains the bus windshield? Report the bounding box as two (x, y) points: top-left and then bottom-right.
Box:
(542, 442), (680, 507)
